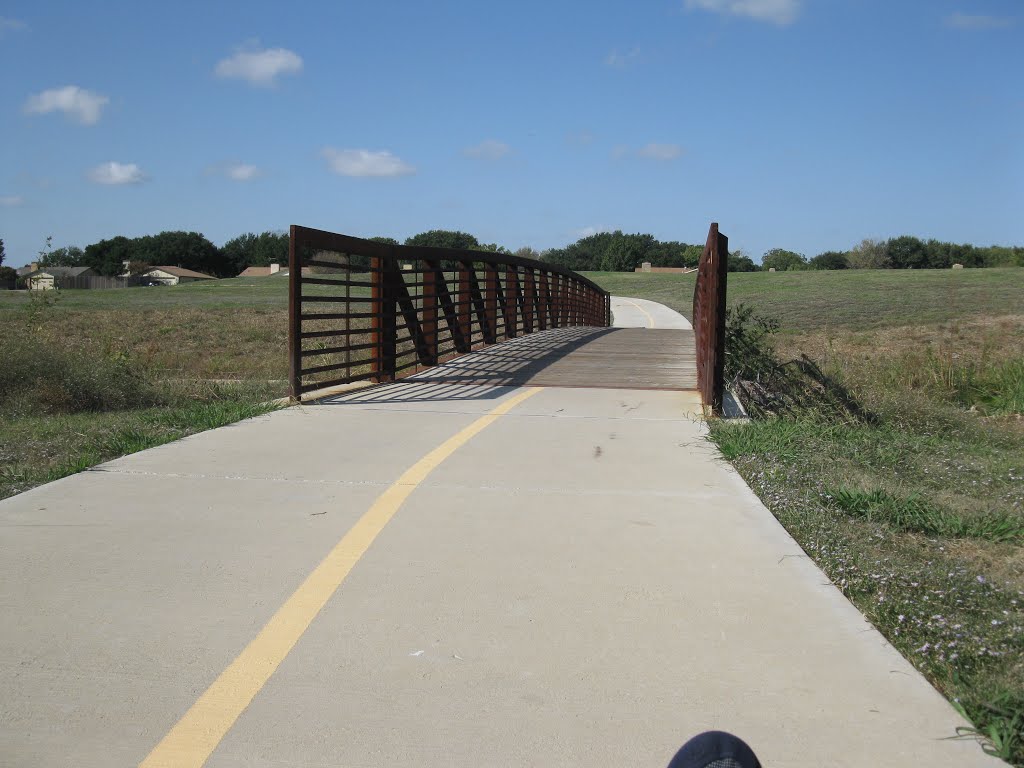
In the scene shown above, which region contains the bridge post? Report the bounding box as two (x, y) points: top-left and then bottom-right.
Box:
(484, 265), (498, 344)
(421, 260), (438, 366)
(523, 268), (535, 334)
(693, 222), (729, 415)
(457, 261), (472, 352)
(371, 255), (398, 382)
(505, 266), (518, 339)
(288, 225), (302, 400)
(536, 270), (548, 331)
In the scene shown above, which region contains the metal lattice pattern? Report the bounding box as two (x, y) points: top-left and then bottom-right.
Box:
(288, 226), (611, 399)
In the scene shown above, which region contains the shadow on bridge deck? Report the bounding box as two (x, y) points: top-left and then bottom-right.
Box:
(401, 326), (696, 391)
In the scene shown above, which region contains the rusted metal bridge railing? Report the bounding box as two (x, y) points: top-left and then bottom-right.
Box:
(288, 226), (611, 400)
(692, 222), (729, 416)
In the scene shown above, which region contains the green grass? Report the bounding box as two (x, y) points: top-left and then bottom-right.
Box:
(585, 267), (1024, 332)
(0, 394), (279, 500)
(830, 487), (1024, 542)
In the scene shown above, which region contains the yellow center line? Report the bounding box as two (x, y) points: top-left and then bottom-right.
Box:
(625, 299), (656, 328)
(139, 386), (543, 768)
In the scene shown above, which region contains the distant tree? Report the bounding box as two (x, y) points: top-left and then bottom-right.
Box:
(885, 235), (927, 269)
(0, 238), (5, 266)
(83, 236), (138, 276)
(477, 242), (511, 254)
(222, 231), (288, 274)
(404, 230), (481, 251)
(809, 251), (849, 270)
(40, 245), (85, 268)
(135, 231), (229, 276)
(222, 233), (258, 273)
(0, 265), (16, 288)
(977, 245), (1024, 267)
(846, 238), (889, 269)
(125, 260), (152, 276)
(514, 247), (540, 261)
(761, 248), (807, 271)
(728, 249), (759, 272)
(368, 236), (399, 246)
(84, 231), (228, 277)
(681, 244), (704, 268)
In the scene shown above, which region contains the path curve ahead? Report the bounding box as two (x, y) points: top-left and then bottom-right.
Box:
(0, 298), (994, 768)
(611, 295), (693, 329)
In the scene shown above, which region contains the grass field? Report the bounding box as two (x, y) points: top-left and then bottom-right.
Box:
(589, 267), (1024, 764)
(586, 266), (1024, 331)
(0, 278), (291, 499)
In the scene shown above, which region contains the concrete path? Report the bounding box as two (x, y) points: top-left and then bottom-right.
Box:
(0, 301), (995, 767)
(610, 295), (692, 329)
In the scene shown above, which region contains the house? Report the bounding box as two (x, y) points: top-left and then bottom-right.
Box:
(24, 266), (96, 290)
(238, 262), (285, 277)
(238, 263), (312, 277)
(140, 266), (217, 286)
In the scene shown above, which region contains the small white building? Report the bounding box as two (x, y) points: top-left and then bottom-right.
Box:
(141, 266), (217, 286)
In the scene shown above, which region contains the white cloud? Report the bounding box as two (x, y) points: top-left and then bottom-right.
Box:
(0, 195), (24, 206)
(637, 142), (684, 160)
(88, 162), (146, 185)
(944, 13), (1014, 29)
(0, 16), (26, 34)
(463, 139), (511, 160)
(225, 162), (261, 181)
(215, 45), (303, 86)
(605, 48), (639, 68)
(684, 0), (801, 25)
(24, 86), (109, 125)
(322, 148), (415, 178)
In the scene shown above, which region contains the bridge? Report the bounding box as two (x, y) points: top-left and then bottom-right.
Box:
(0, 227), (993, 767)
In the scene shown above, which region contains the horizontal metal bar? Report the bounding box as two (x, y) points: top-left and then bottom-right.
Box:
(303, 259), (378, 271)
(300, 311), (379, 321)
(302, 357), (379, 376)
(300, 327), (370, 339)
(299, 369), (378, 394)
(300, 276), (375, 288)
(300, 341), (377, 357)
(300, 295), (368, 304)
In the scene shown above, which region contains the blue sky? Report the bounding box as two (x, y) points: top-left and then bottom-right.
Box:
(1, 0), (1021, 267)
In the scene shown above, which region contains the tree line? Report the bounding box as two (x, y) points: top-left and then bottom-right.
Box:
(753, 237), (1023, 272)
(15, 228), (1024, 280)
(542, 232), (1022, 273)
(29, 229), (513, 278)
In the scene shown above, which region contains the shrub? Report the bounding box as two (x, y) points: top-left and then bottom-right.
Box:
(0, 335), (159, 415)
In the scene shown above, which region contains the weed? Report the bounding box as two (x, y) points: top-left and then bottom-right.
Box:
(831, 487), (1024, 542)
(955, 691), (1024, 762)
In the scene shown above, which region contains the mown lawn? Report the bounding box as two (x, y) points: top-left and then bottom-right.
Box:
(586, 266), (1024, 331)
(589, 267), (1024, 765)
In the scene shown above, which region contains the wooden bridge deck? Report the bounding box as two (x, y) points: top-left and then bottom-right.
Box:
(408, 326), (697, 391)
